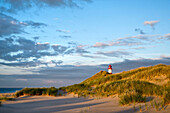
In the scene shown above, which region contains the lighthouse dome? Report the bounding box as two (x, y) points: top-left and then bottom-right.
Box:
(108, 65), (112, 74)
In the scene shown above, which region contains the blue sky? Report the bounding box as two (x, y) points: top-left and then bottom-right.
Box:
(0, 0), (170, 88)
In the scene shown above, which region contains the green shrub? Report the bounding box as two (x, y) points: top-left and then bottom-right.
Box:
(150, 100), (154, 108)
(154, 101), (160, 111)
(161, 100), (165, 110)
(145, 103), (148, 110)
(119, 90), (146, 105)
(133, 102), (136, 111)
(162, 88), (170, 105)
(139, 104), (142, 112)
(15, 87), (58, 97)
(0, 97), (14, 101)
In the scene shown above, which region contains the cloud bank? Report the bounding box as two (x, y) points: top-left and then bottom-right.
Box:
(0, 13), (47, 36)
(96, 51), (132, 58)
(0, 56), (169, 87)
(92, 34), (158, 48)
(0, 36), (90, 67)
(0, 0), (91, 14)
(162, 33), (170, 40)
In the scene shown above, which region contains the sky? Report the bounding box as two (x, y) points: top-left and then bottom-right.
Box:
(0, 0), (170, 88)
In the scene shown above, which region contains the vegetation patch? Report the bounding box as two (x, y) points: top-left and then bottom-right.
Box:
(119, 90), (146, 105)
(15, 87), (59, 97)
(14, 64), (170, 106)
(59, 64), (170, 105)
(0, 97), (14, 101)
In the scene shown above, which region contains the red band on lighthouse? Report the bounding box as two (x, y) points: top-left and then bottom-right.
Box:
(108, 65), (112, 74)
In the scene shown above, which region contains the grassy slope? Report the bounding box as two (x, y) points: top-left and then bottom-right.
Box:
(15, 64), (170, 105)
(82, 64), (170, 86)
(62, 64), (170, 104)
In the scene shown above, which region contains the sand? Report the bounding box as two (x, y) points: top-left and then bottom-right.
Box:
(0, 94), (169, 113)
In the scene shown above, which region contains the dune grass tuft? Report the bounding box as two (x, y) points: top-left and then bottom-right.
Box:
(119, 90), (146, 105)
(139, 104), (142, 112)
(0, 97), (14, 101)
(15, 87), (59, 97)
(154, 101), (160, 111)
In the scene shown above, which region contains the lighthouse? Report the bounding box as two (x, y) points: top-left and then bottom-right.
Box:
(108, 65), (112, 74)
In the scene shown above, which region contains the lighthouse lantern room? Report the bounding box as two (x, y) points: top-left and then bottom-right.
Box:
(108, 65), (112, 74)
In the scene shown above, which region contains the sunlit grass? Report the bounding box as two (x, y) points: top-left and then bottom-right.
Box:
(15, 64), (170, 106)
(59, 64), (170, 105)
(119, 91), (146, 105)
(15, 87), (59, 97)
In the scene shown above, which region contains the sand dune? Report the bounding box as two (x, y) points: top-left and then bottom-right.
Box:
(0, 94), (169, 113)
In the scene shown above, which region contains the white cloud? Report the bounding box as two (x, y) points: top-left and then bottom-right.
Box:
(92, 34), (157, 48)
(36, 42), (49, 45)
(162, 33), (170, 40)
(56, 29), (70, 33)
(131, 47), (146, 50)
(43, 80), (64, 84)
(96, 50), (132, 58)
(77, 45), (87, 49)
(0, 0), (91, 14)
(93, 42), (110, 48)
(10, 20), (17, 25)
(52, 44), (60, 46)
(16, 79), (27, 81)
(144, 20), (160, 29)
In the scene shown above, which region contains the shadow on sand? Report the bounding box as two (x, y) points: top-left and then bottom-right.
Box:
(0, 96), (106, 113)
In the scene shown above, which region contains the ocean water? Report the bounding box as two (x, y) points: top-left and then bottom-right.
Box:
(0, 88), (22, 93)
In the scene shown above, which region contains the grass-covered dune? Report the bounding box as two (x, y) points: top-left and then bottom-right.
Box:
(15, 87), (60, 97)
(61, 64), (170, 105)
(82, 64), (170, 86)
(15, 64), (170, 105)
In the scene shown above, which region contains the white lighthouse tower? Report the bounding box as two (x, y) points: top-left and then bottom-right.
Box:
(108, 65), (112, 74)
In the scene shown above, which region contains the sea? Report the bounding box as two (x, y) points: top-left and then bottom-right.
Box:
(0, 88), (23, 93)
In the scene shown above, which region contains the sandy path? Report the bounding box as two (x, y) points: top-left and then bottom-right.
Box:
(0, 95), (169, 113)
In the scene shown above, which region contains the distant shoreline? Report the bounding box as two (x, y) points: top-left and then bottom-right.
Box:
(0, 88), (22, 94)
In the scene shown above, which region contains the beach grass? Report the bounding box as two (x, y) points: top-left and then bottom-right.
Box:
(15, 87), (59, 97)
(119, 90), (146, 105)
(59, 64), (170, 105)
(0, 97), (14, 101)
(14, 64), (170, 106)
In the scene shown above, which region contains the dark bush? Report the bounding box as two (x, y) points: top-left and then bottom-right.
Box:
(15, 87), (59, 97)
